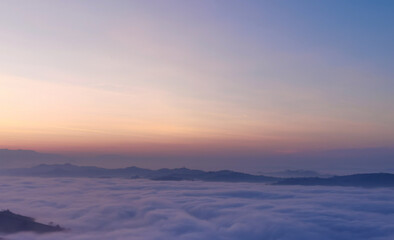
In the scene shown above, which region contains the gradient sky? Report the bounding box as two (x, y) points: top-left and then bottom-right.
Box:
(0, 1), (393, 168)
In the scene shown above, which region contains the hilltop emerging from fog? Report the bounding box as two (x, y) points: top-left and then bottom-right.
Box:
(0, 210), (63, 234)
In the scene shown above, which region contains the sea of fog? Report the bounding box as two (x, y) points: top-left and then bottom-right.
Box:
(0, 177), (393, 240)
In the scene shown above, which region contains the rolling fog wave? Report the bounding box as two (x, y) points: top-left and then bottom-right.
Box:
(0, 177), (393, 240)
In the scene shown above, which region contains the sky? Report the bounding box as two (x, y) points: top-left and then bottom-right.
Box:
(0, 1), (393, 170)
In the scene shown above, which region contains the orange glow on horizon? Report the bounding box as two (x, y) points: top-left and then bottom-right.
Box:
(1, 72), (393, 156)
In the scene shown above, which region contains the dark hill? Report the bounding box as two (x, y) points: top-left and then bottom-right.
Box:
(152, 170), (277, 182)
(275, 173), (394, 187)
(0, 210), (63, 234)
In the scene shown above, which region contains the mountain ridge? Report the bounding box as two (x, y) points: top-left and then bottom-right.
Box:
(0, 163), (278, 183)
(275, 173), (394, 187)
(1, 164), (394, 187)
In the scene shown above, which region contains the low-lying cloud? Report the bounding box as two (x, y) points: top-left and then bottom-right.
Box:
(0, 177), (393, 240)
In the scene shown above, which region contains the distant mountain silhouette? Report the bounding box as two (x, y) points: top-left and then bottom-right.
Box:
(275, 173), (394, 187)
(0, 164), (278, 183)
(1, 164), (393, 187)
(0, 149), (72, 169)
(152, 170), (277, 182)
(0, 149), (141, 169)
(2, 148), (394, 173)
(0, 164), (154, 178)
(0, 210), (63, 234)
(261, 169), (332, 178)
